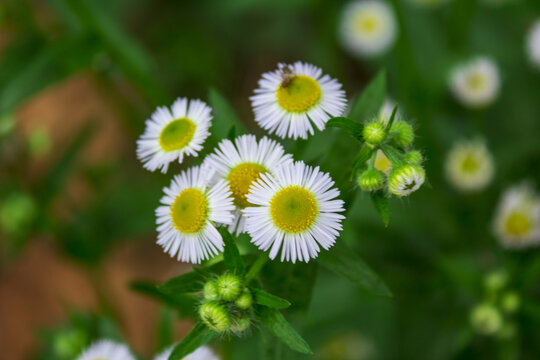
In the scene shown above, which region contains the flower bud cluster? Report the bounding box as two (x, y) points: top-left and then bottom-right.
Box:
(199, 273), (253, 335)
(469, 269), (521, 338)
(358, 114), (425, 197)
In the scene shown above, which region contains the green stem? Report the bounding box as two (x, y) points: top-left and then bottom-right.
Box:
(246, 254), (269, 282)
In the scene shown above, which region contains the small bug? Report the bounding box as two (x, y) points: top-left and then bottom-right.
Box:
(280, 65), (294, 88)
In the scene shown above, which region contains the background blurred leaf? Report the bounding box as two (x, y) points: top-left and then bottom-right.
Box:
(348, 70), (386, 123)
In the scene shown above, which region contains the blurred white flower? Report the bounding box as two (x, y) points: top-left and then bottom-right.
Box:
(450, 57), (500, 108)
(153, 346), (220, 360)
(250, 62), (347, 139)
(526, 19), (540, 68)
(493, 183), (540, 249)
(340, 1), (398, 57)
(77, 340), (135, 360)
(445, 139), (495, 192)
(378, 98), (400, 125)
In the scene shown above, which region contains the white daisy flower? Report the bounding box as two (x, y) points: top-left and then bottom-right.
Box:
(156, 165), (235, 264)
(76, 340), (135, 360)
(377, 98), (400, 125)
(340, 1), (398, 58)
(137, 98), (212, 173)
(450, 57), (500, 108)
(153, 346), (220, 360)
(250, 62), (347, 140)
(526, 19), (540, 68)
(493, 183), (540, 249)
(243, 161), (345, 263)
(445, 138), (495, 192)
(204, 135), (293, 234)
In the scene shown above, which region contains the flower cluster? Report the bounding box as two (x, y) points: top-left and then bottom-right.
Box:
(199, 273), (253, 334)
(137, 62), (346, 264)
(470, 270), (521, 338)
(357, 108), (426, 198)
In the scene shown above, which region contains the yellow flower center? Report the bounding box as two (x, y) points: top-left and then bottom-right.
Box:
(276, 75), (321, 113)
(270, 186), (318, 233)
(505, 211), (531, 237)
(170, 188), (208, 233)
(227, 163), (268, 208)
(355, 13), (379, 34)
(467, 73), (486, 91)
(461, 154), (478, 173)
(374, 149), (392, 174)
(159, 117), (196, 152)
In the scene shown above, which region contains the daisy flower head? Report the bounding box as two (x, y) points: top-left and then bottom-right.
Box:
(137, 98), (212, 173)
(445, 138), (495, 192)
(493, 183), (540, 249)
(243, 161), (345, 263)
(526, 19), (540, 68)
(250, 62), (347, 140)
(76, 340), (135, 360)
(388, 164), (425, 197)
(450, 57), (501, 108)
(204, 135), (293, 234)
(156, 165), (235, 264)
(340, 1), (398, 58)
(153, 346), (220, 360)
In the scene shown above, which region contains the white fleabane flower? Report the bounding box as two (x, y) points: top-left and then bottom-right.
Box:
(388, 164), (425, 197)
(76, 340), (135, 360)
(250, 62), (347, 140)
(153, 346), (220, 360)
(450, 57), (500, 108)
(340, 1), (398, 57)
(445, 139), (495, 192)
(137, 98), (212, 173)
(156, 165), (235, 264)
(526, 20), (540, 68)
(204, 135), (293, 234)
(493, 183), (540, 249)
(243, 161), (345, 263)
(378, 98), (400, 125)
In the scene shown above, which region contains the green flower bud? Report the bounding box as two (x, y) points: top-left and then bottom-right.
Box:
(199, 301), (231, 332)
(484, 270), (508, 292)
(470, 303), (503, 335)
(217, 273), (243, 301)
(388, 164), (425, 197)
(404, 150), (423, 165)
(203, 280), (220, 301)
(501, 291), (520, 313)
(389, 121), (414, 148)
(357, 169), (385, 192)
(362, 121), (386, 147)
(230, 314), (251, 334)
(235, 289), (253, 310)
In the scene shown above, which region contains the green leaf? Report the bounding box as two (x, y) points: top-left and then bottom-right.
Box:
(325, 117), (363, 140)
(384, 105), (399, 132)
(318, 244), (392, 297)
(168, 322), (215, 360)
(371, 191), (391, 227)
(219, 227), (245, 275)
(258, 307), (312, 354)
(348, 70), (386, 123)
(227, 124), (236, 141)
(159, 271), (205, 295)
(380, 143), (405, 165)
(208, 88), (246, 138)
(130, 281), (197, 315)
(252, 288), (291, 309)
(350, 146), (375, 180)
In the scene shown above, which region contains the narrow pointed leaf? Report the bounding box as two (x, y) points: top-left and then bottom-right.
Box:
(159, 271), (205, 295)
(130, 281), (197, 315)
(258, 307), (312, 354)
(371, 191), (391, 227)
(318, 244), (392, 297)
(348, 70), (386, 123)
(252, 288), (291, 309)
(168, 322), (215, 360)
(384, 105), (399, 132)
(350, 146), (375, 180)
(325, 117), (363, 140)
(219, 227), (245, 275)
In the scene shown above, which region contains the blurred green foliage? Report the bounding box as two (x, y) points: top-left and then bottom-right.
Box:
(1, 0), (540, 359)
